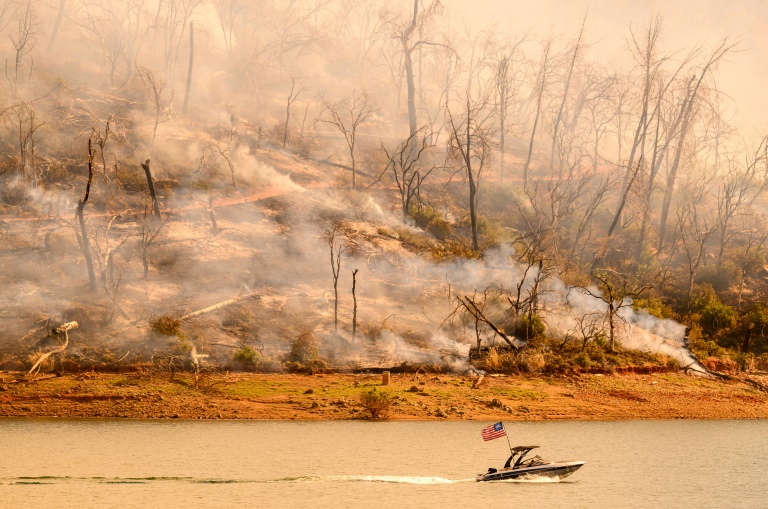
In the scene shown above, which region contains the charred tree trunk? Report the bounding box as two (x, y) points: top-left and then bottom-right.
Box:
(46, 0), (67, 54)
(182, 21), (194, 115)
(141, 159), (162, 219)
(77, 140), (97, 291)
(742, 324), (754, 354)
(403, 0), (419, 137)
(352, 269), (358, 342)
(208, 195), (219, 235)
(466, 104), (479, 251)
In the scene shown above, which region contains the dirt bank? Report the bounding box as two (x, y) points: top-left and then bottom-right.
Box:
(1, 371), (766, 420)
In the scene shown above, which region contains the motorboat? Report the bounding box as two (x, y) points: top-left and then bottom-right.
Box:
(476, 446), (584, 482)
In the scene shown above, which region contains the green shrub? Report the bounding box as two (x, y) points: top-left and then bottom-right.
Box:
(632, 297), (673, 319)
(359, 387), (392, 419)
(409, 205), (452, 241)
(232, 345), (260, 371)
(575, 351), (591, 369)
(699, 301), (737, 334)
(515, 314), (546, 339)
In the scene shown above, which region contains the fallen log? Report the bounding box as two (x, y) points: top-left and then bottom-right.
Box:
(28, 321), (78, 375)
(179, 292), (261, 321)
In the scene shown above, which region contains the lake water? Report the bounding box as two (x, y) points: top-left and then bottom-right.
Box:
(0, 419), (765, 508)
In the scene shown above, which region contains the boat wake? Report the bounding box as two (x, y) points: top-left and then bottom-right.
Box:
(2, 475), (476, 486)
(291, 475), (475, 485)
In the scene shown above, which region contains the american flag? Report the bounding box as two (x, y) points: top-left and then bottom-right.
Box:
(481, 422), (506, 441)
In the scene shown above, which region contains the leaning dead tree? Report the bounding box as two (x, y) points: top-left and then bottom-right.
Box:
(28, 321), (78, 375)
(180, 292), (261, 321)
(455, 294), (521, 352)
(76, 140), (97, 290)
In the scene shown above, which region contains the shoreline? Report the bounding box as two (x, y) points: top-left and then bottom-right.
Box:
(1, 372), (766, 420)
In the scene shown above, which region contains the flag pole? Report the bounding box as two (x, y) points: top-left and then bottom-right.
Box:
(502, 422), (513, 455)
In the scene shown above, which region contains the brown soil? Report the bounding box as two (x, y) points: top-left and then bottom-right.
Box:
(1, 371), (766, 420)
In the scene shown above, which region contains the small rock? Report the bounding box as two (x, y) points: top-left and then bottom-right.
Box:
(304, 389), (314, 394)
(407, 386), (421, 393)
(450, 406), (459, 412)
(435, 409), (447, 418)
(0, 385), (8, 392)
(487, 398), (503, 408)
(310, 401), (320, 409)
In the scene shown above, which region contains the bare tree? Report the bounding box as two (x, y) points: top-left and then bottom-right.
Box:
(675, 181), (717, 319)
(325, 226), (347, 335)
(714, 136), (768, 264)
(734, 215), (768, 312)
(381, 128), (435, 219)
(140, 206), (167, 278)
(8, 1), (39, 99)
(572, 270), (652, 352)
(139, 67), (174, 157)
(318, 91), (378, 188)
(389, 0), (444, 136)
(657, 39), (738, 252)
(548, 15), (586, 174)
(522, 38), (552, 186)
(447, 95), (494, 251)
(492, 37), (526, 185)
(4, 101), (44, 208)
(283, 77), (305, 147)
(158, 0), (201, 83)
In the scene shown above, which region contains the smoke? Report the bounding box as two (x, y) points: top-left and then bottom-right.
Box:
(0, 0), (749, 377)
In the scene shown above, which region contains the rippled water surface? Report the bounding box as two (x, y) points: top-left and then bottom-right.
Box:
(0, 419), (765, 508)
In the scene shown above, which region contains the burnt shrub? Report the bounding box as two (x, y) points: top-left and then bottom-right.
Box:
(150, 314), (182, 336)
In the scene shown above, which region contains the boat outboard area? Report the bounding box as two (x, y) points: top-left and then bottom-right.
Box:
(476, 446), (584, 482)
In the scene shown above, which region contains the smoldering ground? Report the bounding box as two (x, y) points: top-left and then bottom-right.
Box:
(0, 144), (696, 373)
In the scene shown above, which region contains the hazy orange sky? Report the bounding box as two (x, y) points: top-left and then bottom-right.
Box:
(450, 0), (768, 135)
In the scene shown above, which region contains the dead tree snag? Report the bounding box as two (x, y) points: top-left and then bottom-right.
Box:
(141, 159), (162, 219)
(77, 140), (97, 290)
